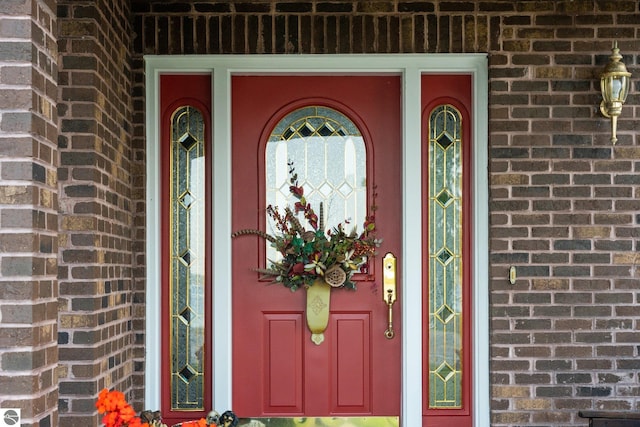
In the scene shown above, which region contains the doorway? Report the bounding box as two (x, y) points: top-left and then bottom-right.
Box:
(145, 55), (489, 427)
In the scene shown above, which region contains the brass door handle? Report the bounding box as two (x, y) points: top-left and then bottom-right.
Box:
(383, 253), (397, 339)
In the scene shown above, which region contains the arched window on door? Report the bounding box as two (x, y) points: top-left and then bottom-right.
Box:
(265, 105), (368, 264)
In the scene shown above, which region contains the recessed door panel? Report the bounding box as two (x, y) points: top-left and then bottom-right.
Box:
(263, 313), (303, 412)
(332, 313), (371, 413)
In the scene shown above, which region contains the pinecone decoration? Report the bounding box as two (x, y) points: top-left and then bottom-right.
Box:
(324, 265), (347, 287)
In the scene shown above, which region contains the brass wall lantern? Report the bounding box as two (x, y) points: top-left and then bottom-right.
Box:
(600, 41), (631, 144)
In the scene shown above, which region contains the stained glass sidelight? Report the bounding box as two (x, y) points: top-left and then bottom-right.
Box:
(170, 106), (206, 410)
(428, 105), (463, 409)
(265, 106), (367, 259)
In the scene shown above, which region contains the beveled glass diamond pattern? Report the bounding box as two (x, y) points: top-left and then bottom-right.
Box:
(179, 250), (194, 266)
(179, 307), (192, 323)
(278, 182), (291, 195)
(436, 189), (453, 207)
(435, 362), (455, 381)
(436, 132), (454, 150)
(436, 305), (455, 323)
(436, 248), (453, 266)
(319, 183), (333, 197)
(179, 133), (197, 151)
(338, 182), (353, 197)
(179, 365), (197, 382)
(298, 123), (314, 137)
(317, 123), (334, 136)
(283, 127), (295, 140)
(275, 109), (355, 142)
(180, 191), (194, 209)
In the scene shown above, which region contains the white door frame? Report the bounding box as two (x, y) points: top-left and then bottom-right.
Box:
(144, 54), (489, 427)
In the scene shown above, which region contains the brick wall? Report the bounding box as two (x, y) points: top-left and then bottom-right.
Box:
(488, 3), (640, 425)
(0, 0), (59, 426)
(129, 1), (640, 426)
(56, 0), (135, 425)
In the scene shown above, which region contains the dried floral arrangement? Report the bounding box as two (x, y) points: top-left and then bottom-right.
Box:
(232, 162), (381, 291)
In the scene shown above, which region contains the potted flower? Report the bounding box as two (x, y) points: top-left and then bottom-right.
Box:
(96, 389), (237, 427)
(96, 388), (153, 427)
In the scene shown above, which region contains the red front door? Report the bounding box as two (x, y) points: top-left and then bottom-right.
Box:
(231, 75), (402, 417)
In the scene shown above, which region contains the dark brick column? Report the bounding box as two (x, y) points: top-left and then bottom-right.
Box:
(57, 0), (135, 424)
(0, 0), (59, 426)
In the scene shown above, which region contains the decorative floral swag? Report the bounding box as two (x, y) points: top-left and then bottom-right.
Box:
(232, 162), (381, 291)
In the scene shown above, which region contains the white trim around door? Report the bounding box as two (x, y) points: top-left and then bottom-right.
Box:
(144, 54), (489, 427)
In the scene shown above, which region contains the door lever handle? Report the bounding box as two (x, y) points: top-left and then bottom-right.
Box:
(383, 253), (397, 339)
(385, 289), (395, 339)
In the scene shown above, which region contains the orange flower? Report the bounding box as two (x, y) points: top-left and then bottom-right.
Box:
(102, 412), (118, 427)
(119, 404), (137, 423)
(127, 417), (149, 427)
(96, 388), (150, 427)
(181, 418), (210, 427)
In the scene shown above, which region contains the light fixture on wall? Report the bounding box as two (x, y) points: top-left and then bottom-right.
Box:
(600, 41), (631, 144)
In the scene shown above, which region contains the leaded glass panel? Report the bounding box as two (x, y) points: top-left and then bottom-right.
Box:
(170, 106), (206, 410)
(428, 104), (463, 409)
(266, 106), (367, 260)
